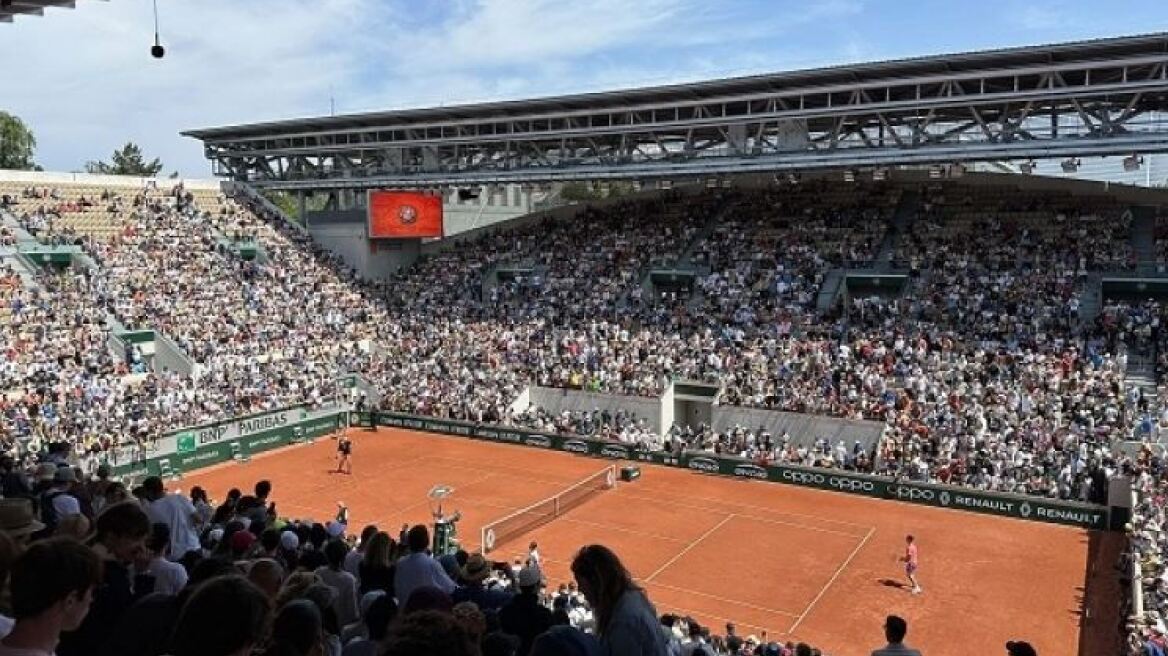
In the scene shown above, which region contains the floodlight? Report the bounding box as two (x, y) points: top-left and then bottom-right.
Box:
(843, 169), (856, 183)
(659, 179), (672, 190)
(1019, 161), (1035, 174)
(928, 165), (943, 179)
(1124, 155), (1143, 172)
(1061, 158), (1080, 173)
(872, 168), (887, 182)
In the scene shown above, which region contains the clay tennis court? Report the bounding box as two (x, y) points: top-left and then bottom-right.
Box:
(183, 427), (1120, 655)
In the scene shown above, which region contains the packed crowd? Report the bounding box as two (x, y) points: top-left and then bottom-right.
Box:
(0, 462), (914, 656)
(0, 178), (1157, 508)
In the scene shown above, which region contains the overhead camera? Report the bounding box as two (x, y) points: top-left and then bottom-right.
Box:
(151, 44), (165, 59)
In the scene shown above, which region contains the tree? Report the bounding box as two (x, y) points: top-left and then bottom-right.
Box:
(0, 111), (38, 170)
(85, 142), (164, 177)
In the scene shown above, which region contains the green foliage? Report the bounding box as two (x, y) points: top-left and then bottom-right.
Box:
(0, 111), (38, 170)
(85, 142), (164, 177)
(261, 191), (327, 224)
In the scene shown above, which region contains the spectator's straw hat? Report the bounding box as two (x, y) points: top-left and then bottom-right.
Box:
(0, 498), (45, 537)
(462, 553), (492, 583)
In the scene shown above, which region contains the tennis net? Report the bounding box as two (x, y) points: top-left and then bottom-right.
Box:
(481, 465), (617, 554)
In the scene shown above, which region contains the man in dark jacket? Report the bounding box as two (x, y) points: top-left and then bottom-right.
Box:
(498, 565), (553, 656)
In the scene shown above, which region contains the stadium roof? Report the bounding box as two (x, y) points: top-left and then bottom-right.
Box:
(185, 31), (1168, 141)
(0, 0), (85, 24)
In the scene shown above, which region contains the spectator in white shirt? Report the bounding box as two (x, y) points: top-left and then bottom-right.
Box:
(394, 525), (455, 606)
(871, 615), (922, 656)
(136, 523), (188, 595)
(140, 476), (202, 561)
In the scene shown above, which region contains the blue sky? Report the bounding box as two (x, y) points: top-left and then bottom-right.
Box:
(0, 0), (1165, 176)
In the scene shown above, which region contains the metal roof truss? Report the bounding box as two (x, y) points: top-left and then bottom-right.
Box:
(198, 52), (1168, 190)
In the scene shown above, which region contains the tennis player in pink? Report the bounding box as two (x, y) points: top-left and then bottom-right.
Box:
(901, 534), (922, 594)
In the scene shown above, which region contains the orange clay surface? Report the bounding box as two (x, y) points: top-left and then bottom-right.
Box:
(184, 427), (1116, 655)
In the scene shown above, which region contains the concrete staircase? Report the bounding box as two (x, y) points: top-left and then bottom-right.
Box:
(1078, 272), (1104, 325)
(1125, 352), (1159, 400)
(1131, 205), (1157, 275)
(873, 191), (919, 267)
(816, 268), (846, 314)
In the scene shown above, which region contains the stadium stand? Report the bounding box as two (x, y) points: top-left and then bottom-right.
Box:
(2, 171), (1165, 654)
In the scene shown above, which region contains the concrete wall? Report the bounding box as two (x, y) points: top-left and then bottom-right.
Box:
(528, 386), (662, 434)
(306, 211), (422, 280)
(659, 382), (675, 433)
(153, 333), (196, 377)
(0, 169), (220, 190)
(711, 405), (884, 451)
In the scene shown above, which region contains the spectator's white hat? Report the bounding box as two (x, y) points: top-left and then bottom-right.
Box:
(280, 530), (300, 550)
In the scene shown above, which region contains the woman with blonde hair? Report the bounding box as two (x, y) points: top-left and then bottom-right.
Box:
(570, 544), (668, 656)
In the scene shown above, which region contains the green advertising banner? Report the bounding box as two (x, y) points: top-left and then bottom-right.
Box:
(371, 412), (1110, 531)
(108, 410), (344, 480)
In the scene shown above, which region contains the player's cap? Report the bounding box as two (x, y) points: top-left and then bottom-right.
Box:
(1005, 640), (1037, 656)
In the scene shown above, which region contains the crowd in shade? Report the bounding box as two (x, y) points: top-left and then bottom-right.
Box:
(0, 467), (897, 656)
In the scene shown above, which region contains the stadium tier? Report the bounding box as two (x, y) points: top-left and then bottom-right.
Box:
(1, 170), (1164, 655)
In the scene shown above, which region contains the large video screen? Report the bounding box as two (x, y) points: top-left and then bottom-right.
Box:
(367, 191), (444, 239)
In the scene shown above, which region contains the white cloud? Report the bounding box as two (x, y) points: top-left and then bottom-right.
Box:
(0, 0), (868, 177)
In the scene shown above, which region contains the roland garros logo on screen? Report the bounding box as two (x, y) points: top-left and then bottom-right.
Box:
(398, 204), (419, 225)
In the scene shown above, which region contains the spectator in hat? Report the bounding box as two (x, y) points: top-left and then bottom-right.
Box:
(571, 545), (668, 656)
(0, 499), (45, 546)
(35, 467), (80, 538)
(316, 539), (359, 628)
(453, 553), (513, 613)
(231, 529), (258, 560)
(0, 538), (101, 656)
(57, 501), (151, 656)
(141, 476), (202, 562)
(499, 564), (554, 656)
(394, 525), (455, 606)
(1006, 641), (1037, 656)
(169, 575), (271, 656)
(871, 615), (921, 656)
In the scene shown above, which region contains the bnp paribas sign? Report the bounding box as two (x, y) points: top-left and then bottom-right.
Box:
(176, 408), (307, 453)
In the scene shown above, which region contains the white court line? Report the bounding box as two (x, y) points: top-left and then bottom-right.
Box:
(613, 490), (867, 539)
(425, 454), (871, 533)
(646, 514), (736, 582)
(646, 580), (800, 618)
(787, 526), (876, 634)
